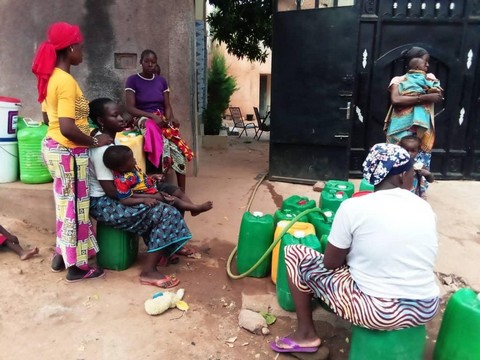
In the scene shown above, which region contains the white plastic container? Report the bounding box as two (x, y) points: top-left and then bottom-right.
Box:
(0, 141), (19, 183)
(0, 97), (21, 140)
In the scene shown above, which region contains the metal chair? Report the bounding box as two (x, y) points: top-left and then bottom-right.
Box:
(253, 107), (271, 140)
(229, 107), (257, 138)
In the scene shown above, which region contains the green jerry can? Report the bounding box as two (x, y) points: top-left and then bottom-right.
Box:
(281, 195), (316, 213)
(276, 233), (321, 311)
(17, 118), (52, 184)
(320, 189), (349, 213)
(96, 223), (139, 271)
(274, 208), (308, 225)
(324, 180), (355, 198)
(433, 288), (480, 360)
(349, 325), (426, 360)
(236, 211), (275, 278)
(359, 178), (375, 192)
(307, 209), (334, 241)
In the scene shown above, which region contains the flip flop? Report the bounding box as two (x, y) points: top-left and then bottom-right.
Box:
(270, 337), (320, 353)
(140, 275), (180, 289)
(157, 254), (180, 267)
(177, 246), (194, 257)
(168, 254), (180, 264)
(66, 267), (105, 283)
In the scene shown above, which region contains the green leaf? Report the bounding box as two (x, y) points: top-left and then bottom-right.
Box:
(259, 311), (276, 325)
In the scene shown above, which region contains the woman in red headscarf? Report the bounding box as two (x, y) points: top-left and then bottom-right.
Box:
(32, 22), (113, 282)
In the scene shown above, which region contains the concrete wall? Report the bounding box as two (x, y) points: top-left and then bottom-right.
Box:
(215, 43), (272, 119)
(0, 0), (197, 173)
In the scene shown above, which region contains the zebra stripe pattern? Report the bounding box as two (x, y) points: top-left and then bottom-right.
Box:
(285, 245), (439, 330)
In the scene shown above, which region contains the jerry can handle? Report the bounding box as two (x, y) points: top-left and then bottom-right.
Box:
(23, 117), (41, 127)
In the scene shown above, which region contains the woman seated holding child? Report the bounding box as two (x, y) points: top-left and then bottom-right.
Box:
(88, 98), (199, 288)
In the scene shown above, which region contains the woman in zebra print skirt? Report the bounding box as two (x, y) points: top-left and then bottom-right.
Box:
(271, 143), (440, 354)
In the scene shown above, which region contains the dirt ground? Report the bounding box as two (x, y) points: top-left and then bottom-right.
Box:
(0, 136), (479, 360)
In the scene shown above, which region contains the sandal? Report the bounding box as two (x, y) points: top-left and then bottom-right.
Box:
(177, 246), (194, 257)
(168, 254), (180, 264)
(66, 267), (105, 283)
(51, 253), (65, 273)
(157, 254), (180, 267)
(270, 336), (321, 353)
(140, 275), (179, 289)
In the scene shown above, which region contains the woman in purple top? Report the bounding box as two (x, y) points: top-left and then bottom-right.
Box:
(125, 49), (188, 193)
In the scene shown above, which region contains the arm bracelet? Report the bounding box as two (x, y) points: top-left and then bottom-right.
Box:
(91, 137), (99, 147)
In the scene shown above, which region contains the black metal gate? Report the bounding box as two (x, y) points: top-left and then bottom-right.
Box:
(270, 0), (480, 182)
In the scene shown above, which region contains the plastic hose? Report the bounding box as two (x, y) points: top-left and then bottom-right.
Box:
(226, 173), (327, 279)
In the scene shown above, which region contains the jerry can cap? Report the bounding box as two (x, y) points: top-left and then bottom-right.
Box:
(277, 221), (288, 228)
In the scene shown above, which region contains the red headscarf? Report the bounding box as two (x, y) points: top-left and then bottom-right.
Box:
(32, 22), (83, 103)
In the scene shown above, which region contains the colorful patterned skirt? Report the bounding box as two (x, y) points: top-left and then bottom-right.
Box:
(139, 116), (192, 175)
(42, 137), (98, 268)
(162, 135), (188, 175)
(285, 245), (439, 330)
(90, 196), (191, 254)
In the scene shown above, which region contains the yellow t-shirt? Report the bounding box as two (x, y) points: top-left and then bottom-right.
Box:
(44, 68), (90, 148)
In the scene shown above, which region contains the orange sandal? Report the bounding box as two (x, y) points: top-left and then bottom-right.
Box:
(140, 275), (179, 289)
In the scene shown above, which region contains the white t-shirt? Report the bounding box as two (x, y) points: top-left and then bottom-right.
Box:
(88, 144), (114, 197)
(328, 188), (439, 300)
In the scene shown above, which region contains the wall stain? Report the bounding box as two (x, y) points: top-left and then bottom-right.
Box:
(83, 0), (122, 102)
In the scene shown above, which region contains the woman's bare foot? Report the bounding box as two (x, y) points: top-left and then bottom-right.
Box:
(20, 247), (39, 261)
(139, 270), (179, 288)
(191, 201), (213, 216)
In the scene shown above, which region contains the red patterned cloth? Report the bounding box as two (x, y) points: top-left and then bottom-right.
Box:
(162, 126), (194, 161)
